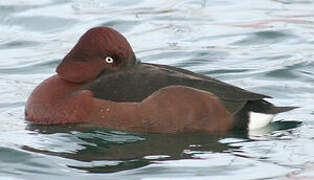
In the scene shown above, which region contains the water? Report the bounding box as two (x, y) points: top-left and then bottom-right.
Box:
(1, 0), (314, 179)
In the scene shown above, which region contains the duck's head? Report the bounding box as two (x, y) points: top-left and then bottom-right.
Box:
(56, 26), (138, 83)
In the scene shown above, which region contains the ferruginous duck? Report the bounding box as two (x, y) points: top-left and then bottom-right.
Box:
(25, 26), (296, 133)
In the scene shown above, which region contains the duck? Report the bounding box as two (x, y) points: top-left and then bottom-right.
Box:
(25, 26), (296, 134)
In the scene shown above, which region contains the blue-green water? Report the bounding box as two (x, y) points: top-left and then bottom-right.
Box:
(1, 0), (314, 179)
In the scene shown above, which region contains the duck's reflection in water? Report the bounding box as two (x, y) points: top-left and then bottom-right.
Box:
(23, 124), (246, 173)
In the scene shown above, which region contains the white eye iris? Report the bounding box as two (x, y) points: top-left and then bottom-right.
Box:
(105, 56), (114, 64)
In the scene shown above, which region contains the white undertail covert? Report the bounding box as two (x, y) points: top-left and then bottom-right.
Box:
(248, 112), (274, 130)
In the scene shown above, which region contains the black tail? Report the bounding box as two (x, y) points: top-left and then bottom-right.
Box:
(267, 106), (298, 114)
(245, 100), (298, 114)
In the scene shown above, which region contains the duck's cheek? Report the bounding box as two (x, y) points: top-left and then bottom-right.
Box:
(56, 59), (105, 83)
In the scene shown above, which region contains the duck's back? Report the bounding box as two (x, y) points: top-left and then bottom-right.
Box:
(84, 63), (264, 113)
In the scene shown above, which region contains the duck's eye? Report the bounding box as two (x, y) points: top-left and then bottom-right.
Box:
(105, 56), (114, 64)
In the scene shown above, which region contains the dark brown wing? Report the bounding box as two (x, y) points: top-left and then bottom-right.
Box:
(83, 63), (270, 114)
(144, 63), (270, 100)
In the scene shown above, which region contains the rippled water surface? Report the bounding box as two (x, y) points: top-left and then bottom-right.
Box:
(1, 0), (314, 179)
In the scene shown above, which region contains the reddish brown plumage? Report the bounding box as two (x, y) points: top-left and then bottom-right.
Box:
(25, 75), (93, 124)
(25, 75), (232, 133)
(24, 26), (235, 133)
